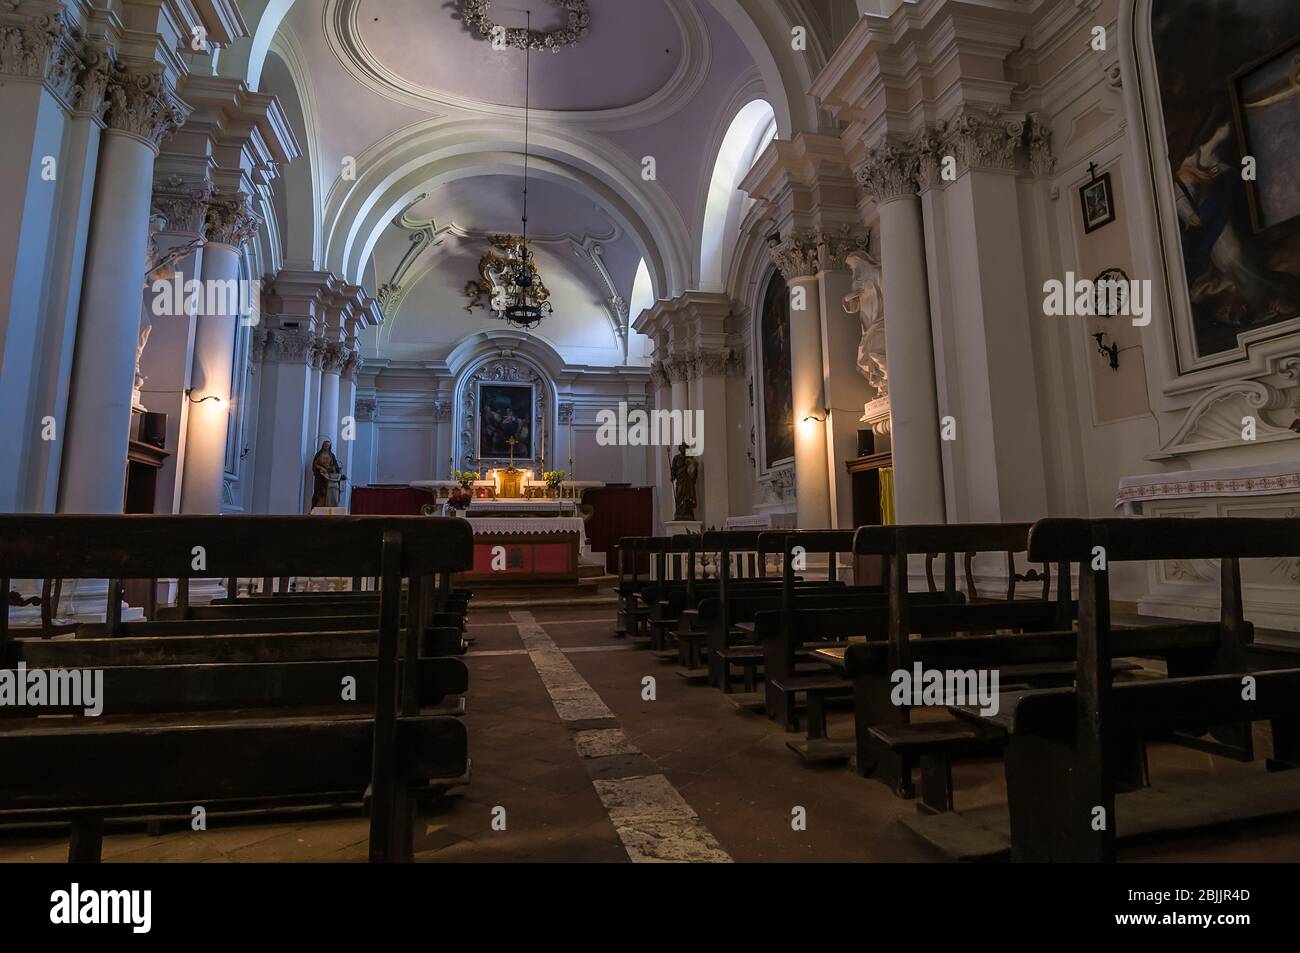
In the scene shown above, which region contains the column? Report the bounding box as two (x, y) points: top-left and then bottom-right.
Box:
(694, 350), (733, 527)
(770, 233), (831, 530)
(916, 107), (1051, 522)
(318, 343), (344, 446)
(0, 13), (106, 511)
(650, 360), (672, 532)
(859, 141), (946, 524)
(302, 332), (325, 509)
(179, 192), (259, 514)
(816, 234), (875, 531)
(336, 348), (360, 505)
(59, 62), (187, 513)
(144, 182), (209, 514)
(252, 327), (317, 514)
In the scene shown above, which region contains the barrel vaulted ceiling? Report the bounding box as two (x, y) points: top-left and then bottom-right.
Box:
(256, 0), (857, 357)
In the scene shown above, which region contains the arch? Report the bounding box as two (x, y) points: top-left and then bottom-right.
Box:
(221, 0), (297, 89)
(701, 0), (823, 137)
(699, 98), (777, 292)
(261, 38), (321, 269)
(320, 118), (692, 300)
(447, 338), (562, 472)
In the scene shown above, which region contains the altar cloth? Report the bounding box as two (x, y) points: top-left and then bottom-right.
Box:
(465, 517), (586, 536)
(1115, 461), (1300, 508)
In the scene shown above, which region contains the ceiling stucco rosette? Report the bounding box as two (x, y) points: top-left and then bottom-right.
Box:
(461, 0), (590, 53)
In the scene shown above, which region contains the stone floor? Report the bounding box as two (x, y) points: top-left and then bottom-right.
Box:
(3, 601), (1300, 863)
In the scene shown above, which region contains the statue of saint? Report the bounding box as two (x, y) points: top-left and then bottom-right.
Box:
(311, 440), (346, 509)
(842, 248), (888, 399)
(670, 442), (699, 521)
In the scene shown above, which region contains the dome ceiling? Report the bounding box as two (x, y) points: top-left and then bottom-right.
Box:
(343, 0), (688, 113)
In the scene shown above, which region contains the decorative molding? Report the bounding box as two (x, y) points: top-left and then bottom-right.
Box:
(1150, 379), (1300, 460)
(354, 398), (379, 422)
(815, 224), (870, 273)
(153, 176), (211, 236)
(0, 9), (109, 117)
(432, 397), (453, 422)
(104, 63), (189, 152)
(307, 338), (326, 371)
(457, 356), (549, 469)
(692, 347), (742, 378)
(767, 229), (820, 280)
(340, 349), (361, 382)
(558, 402), (575, 424)
(460, 0), (590, 53)
(324, 0), (711, 134)
(859, 106), (1056, 200)
(649, 360), (670, 391)
(664, 356), (694, 384)
(262, 328), (317, 365)
(320, 342), (348, 375)
(204, 191), (262, 249)
(857, 137), (920, 205)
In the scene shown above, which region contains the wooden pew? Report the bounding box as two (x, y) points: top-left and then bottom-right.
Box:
(704, 530), (794, 690)
(0, 514), (472, 863)
(810, 523), (1073, 793)
(751, 530), (880, 731)
(967, 516), (1299, 862)
(614, 535), (654, 639)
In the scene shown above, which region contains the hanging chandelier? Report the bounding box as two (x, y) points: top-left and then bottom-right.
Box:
(497, 10), (553, 332)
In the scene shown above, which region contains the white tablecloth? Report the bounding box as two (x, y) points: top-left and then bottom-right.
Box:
(465, 517), (586, 536)
(1115, 461), (1300, 508)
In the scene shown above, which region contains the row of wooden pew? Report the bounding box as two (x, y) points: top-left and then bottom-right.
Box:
(615, 517), (1300, 862)
(0, 514), (477, 863)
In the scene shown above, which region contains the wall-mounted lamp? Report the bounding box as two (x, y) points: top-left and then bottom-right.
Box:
(185, 388), (225, 406)
(1092, 332), (1119, 371)
(802, 409), (829, 423)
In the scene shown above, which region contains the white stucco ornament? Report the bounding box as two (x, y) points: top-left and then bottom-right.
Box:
(461, 1), (591, 52)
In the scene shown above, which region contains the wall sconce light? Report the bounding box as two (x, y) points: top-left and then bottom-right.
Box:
(802, 409), (829, 423)
(185, 388), (225, 406)
(1092, 332), (1119, 371)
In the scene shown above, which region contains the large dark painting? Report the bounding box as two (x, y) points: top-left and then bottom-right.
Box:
(1152, 1), (1300, 357)
(478, 383), (533, 460)
(760, 271), (794, 468)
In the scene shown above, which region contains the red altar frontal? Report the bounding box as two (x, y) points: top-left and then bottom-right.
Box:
(458, 516), (586, 586)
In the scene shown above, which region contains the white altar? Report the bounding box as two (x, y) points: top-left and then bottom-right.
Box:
(1116, 460), (1300, 634)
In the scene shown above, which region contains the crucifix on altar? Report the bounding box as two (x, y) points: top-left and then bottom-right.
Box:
(496, 436), (525, 498)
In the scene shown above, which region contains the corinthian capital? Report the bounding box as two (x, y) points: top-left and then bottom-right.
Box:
(105, 63), (189, 152)
(262, 328), (315, 365)
(941, 104), (1026, 175)
(816, 225), (870, 273)
(767, 229), (820, 281)
(649, 360), (670, 391)
(153, 176), (212, 236)
(340, 348), (361, 381)
(665, 356), (694, 384)
(204, 192), (261, 249)
(320, 342), (348, 375)
(857, 138), (920, 205)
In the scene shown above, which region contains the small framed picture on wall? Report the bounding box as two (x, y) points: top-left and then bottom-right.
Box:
(1079, 170), (1116, 233)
